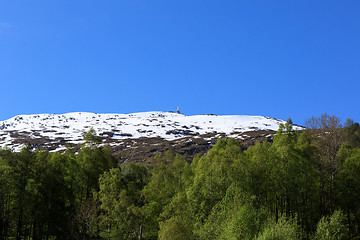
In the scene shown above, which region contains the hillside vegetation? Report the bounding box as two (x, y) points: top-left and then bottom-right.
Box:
(0, 114), (359, 239)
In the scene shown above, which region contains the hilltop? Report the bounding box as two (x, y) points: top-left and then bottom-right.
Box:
(0, 111), (303, 162)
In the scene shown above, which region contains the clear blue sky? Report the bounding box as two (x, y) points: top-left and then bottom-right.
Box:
(1, 0), (359, 125)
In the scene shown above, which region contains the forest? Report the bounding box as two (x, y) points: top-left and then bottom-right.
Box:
(0, 114), (359, 240)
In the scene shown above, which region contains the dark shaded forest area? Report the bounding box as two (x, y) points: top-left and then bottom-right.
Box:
(0, 114), (359, 240)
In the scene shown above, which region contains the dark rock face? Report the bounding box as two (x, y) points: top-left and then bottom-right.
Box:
(0, 129), (276, 164)
(165, 129), (198, 136)
(109, 130), (276, 163)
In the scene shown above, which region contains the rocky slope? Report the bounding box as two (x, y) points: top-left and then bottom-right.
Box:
(0, 111), (303, 163)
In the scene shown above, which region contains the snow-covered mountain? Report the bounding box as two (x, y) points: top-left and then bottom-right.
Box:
(0, 111), (303, 160)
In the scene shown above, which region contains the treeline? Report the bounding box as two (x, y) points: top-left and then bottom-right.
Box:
(0, 115), (359, 239)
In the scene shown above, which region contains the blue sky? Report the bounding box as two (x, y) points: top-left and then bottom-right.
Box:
(1, 0), (359, 125)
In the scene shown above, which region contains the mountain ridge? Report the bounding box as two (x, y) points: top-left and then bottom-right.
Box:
(0, 111), (304, 162)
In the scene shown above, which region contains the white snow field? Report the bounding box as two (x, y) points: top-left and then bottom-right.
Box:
(0, 111), (303, 151)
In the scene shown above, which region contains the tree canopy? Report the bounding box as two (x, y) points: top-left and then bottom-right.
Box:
(0, 117), (359, 239)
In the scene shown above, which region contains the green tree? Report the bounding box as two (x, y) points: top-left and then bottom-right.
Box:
(305, 114), (344, 215)
(256, 216), (301, 240)
(272, 121), (319, 230)
(336, 146), (360, 237)
(143, 152), (193, 239)
(12, 145), (34, 240)
(187, 138), (243, 236)
(199, 184), (269, 240)
(99, 163), (148, 239)
(0, 150), (16, 239)
(160, 192), (194, 239)
(344, 119), (360, 147)
(26, 151), (74, 239)
(158, 216), (193, 240)
(240, 141), (275, 210)
(221, 204), (269, 240)
(83, 127), (102, 146)
(69, 130), (116, 239)
(75, 144), (116, 201)
(312, 210), (348, 240)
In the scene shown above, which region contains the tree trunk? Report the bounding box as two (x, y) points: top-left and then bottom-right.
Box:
(139, 224), (142, 240)
(16, 209), (23, 240)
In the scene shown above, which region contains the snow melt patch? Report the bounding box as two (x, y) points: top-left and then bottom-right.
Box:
(0, 111), (303, 151)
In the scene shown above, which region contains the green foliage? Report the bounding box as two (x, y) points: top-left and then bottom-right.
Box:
(313, 210), (348, 240)
(144, 152), (191, 206)
(98, 167), (124, 238)
(187, 138), (243, 228)
(0, 152), (16, 238)
(335, 146), (360, 237)
(143, 151), (193, 239)
(160, 192), (193, 236)
(83, 127), (102, 145)
(221, 203), (270, 240)
(195, 183), (270, 240)
(1, 115), (360, 239)
(98, 163), (148, 239)
(240, 141), (275, 209)
(158, 216), (194, 240)
(74, 144), (117, 201)
(344, 119), (360, 147)
(255, 216), (301, 240)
